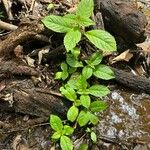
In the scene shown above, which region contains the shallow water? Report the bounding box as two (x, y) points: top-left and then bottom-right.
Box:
(96, 87), (150, 149)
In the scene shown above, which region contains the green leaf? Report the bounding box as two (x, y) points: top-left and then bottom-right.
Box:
(90, 132), (97, 143)
(47, 3), (55, 10)
(79, 143), (88, 150)
(67, 74), (88, 90)
(76, 17), (95, 27)
(86, 52), (103, 66)
(93, 64), (115, 80)
(88, 85), (110, 97)
(80, 95), (91, 108)
(76, 75), (88, 90)
(71, 47), (80, 59)
(61, 62), (68, 71)
(61, 62), (69, 80)
(84, 30), (117, 52)
(42, 15), (73, 33)
(77, 110), (90, 126)
(67, 105), (79, 122)
(74, 100), (81, 106)
(64, 29), (81, 52)
(63, 125), (74, 135)
(90, 101), (108, 112)
(55, 72), (62, 80)
(64, 14), (95, 27)
(67, 73), (81, 89)
(51, 131), (61, 139)
(60, 135), (73, 150)
(50, 115), (63, 132)
(82, 66), (93, 79)
(61, 71), (69, 80)
(76, 0), (94, 18)
(60, 86), (77, 101)
(66, 54), (83, 67)
(89, 113), (99, 125)
(68, 67), (77, 74)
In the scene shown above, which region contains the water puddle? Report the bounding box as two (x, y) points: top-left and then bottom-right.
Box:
(96, 87), (150, 149)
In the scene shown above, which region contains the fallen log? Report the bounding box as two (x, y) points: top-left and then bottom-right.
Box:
(112, 68), (150, 94)
(95, 0), (148, 43)
(0, 79), (67, 117)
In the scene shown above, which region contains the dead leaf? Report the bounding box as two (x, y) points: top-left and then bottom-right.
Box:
(12, 135), (31, 150)
(38, 48), (49, 64)
(111, 50), (133, 64)
(136, 42), (150, 53)
(25, 56), (35, 67)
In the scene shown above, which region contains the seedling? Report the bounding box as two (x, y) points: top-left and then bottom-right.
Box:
(42, 0), (117, 149)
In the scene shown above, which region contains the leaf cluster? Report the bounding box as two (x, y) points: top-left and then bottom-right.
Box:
(42, 0), (117, 149)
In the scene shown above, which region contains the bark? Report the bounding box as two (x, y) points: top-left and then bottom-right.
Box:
(95, 0), (148, 43)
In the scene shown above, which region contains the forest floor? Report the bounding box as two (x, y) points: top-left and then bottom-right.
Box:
(0, 0), (150, 150)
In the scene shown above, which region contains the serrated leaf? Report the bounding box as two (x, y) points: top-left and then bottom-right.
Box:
(76, 0), (94, 18)
(60, 86), (77, 101)
(93, 64), (115, 80)
(60, 136), (73, 150)
(55, 72), (62, 80)
(42, 15), (73, 33)
(64, 14), (95, 27)
(67, 105), (79, 122)
(89, 113), (99, 125)
(50, 115), (63, 132)
(90, 101), (108, 112)
(77, 110), (90, 126)
(88, 85), (110, 97)
(51, 131), (61, 139)
(82, 66), (93, 79)
(66, 54), (83, 67)
(63, 125), (74, 135)
(84, 30), (116, 52)
(86, 52), (103, 66)
(90, 132), (97, 143)
(64, 29), (81, 52)
(80, 95), (91, 108)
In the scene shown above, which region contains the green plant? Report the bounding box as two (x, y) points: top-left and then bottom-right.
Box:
(42, 0), (116, 149)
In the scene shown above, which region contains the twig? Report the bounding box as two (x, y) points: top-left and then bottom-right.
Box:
(29, 0), (36, 12)
(35, 88), (63, 97)
(0, 21), (49, 42)
(0, 20), (17, 31)
(1, 122), (49, 134)
(2, 0), (13, 20)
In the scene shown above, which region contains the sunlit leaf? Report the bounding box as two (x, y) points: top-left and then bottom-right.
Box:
(93, 64), (115, 80)
(42, 15), (73, 33)
(88, 85), (110, 97)
(50, 115), (63, 132)
(76, 0), (94, 18)
(60, 136), (73, 150)
(84, 30), (116, 52)
(67, 105), (79, 122)
(64, 29), (81, 52)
